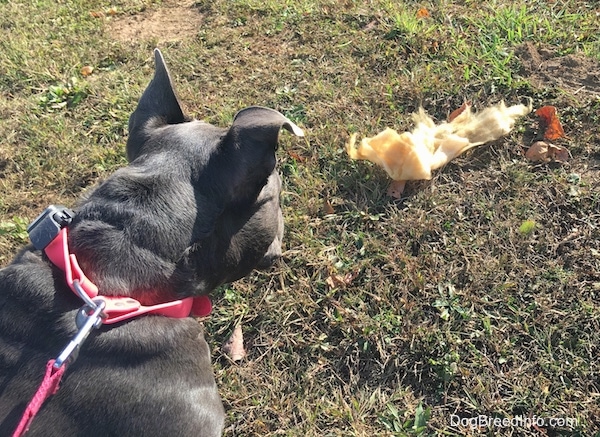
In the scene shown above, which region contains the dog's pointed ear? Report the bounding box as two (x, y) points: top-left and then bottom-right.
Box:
(221, 107), (304, 202)
(127, 49), (186, 161)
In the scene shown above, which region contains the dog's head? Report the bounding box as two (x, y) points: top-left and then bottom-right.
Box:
(68, 49), (303, 301)
(127, 50), (303, 207)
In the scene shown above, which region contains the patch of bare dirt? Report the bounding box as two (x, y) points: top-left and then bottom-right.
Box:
(516, 42), (600, 98)
(109, 0), (203, 43)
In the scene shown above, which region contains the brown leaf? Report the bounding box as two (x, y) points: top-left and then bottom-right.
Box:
(525, 141), (569, 163)
(287, 150), (305, 162)
(89, 11), (104, 18)
(323, 198), (335, 215)
(525, 141), (550, 162)
(448, 101), (471, 122)
(223, 324), (246, 362)
(548, 143), (570, 163)
(387, 180), (406, 198)
(325, 272), (357, 289)
(80, 65), (94, 77)
(363, 20), (378, 31)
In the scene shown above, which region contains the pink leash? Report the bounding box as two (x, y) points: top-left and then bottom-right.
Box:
(12, 361), (65, 437)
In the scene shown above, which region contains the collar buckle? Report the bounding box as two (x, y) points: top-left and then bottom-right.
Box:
(27, 205), (75, 251)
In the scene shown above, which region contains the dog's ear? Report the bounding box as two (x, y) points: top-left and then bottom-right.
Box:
(231, 106), (305, 140)
(222, 106), (304, 201)
(127, 48), (186, 161)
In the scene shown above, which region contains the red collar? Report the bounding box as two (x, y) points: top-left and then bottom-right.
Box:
(44, 228), (212, 324)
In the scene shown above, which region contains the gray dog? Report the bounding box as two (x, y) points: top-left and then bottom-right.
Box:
(0, 49), (303, 436)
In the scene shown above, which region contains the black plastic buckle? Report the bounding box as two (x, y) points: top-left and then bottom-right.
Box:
(27, 205), (75, 250)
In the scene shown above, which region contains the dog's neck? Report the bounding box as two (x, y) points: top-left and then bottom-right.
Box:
(40, 226), (211, 324)
(65, 166), (208, 303)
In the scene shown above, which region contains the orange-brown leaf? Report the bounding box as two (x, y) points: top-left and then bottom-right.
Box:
(448, 101), (471, 122)
(80, 65), (94, 77)
(287, 150), (305, 162)
(535, 105), (565, 140)
(416, 7), (430, 18)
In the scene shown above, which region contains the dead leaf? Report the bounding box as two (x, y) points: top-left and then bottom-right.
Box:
(448, 101), (471, 122)
(525, 141), (569, 163)
(525, 141), (550, 162)
(363, 20), (378, 31)
(89, 11), (104, 18)
(223, 324), (246, 362)
(325, 276), (336, 289)
(325, 272), (357, 289)
(387, 180), (406, 198)
(548, 143), (570, 162)
(287, 150), (305, 162)
(323, 198), (335, 215)
(80, 65), (94, 77)
(416, 7), (430, 18)
(535, 105), (565, 140)
(107, 7), (118, 16)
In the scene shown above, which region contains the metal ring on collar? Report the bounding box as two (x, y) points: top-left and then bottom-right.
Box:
(72, 279), (98, 310)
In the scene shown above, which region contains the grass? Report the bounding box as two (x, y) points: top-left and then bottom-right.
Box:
(1, 0), (599, 435)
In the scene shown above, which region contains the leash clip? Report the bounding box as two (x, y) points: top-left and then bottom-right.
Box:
(72, 279), (100, 311)
(53, 299), (105, 369)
